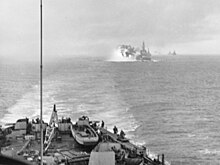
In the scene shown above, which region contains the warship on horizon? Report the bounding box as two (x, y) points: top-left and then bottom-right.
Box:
(118, 42), (151, 61)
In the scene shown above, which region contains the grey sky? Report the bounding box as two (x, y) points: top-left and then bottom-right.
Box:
(1, 0), (220, 60)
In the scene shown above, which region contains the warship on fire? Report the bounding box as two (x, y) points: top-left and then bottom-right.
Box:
(118, 42), (151, 61)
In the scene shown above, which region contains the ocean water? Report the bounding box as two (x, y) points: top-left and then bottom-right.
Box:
(1, 55), (220, 164)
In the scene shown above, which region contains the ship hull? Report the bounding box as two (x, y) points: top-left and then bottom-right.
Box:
(136, 55), (151, 61)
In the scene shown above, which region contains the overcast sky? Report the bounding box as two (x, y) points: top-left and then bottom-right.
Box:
(1, 0), (220, 61)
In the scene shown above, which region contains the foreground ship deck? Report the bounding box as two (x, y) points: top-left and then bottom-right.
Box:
(0, 105), (170, 165)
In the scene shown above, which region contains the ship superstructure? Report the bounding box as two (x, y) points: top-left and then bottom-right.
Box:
(168, 50), (176, 55)
(119, 42), (151, 61)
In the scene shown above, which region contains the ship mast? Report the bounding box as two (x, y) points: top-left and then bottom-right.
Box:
(142, 41), (145, 51)
(40, 0), (43, 164)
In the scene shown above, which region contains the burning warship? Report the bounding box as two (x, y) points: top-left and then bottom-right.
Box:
(118, 42), (151, 61)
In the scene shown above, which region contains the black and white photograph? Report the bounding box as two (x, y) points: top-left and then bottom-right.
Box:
(0, 0), (220, 164)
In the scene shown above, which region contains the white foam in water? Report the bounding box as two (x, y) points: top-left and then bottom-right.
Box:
(67, 91), (140, 139)
(107, 49), (136, 62)
(107, 49), (160, 63)
(130, 139), (146, 147)
(1, 83), (57, 124)
(88, 105), (140, 139)
(199, 149), (220, 155)
(1, 91), (39, 123)
(151, 59), (160, 63)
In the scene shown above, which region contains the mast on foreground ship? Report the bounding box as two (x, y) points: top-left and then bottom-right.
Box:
(40, 0), (43, 164)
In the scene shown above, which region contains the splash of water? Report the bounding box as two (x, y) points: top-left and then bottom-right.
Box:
(107, 49), (136, 62)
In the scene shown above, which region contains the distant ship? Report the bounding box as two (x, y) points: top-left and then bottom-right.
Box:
(168, 51), (176, 55)
(119, 42), (151, 61)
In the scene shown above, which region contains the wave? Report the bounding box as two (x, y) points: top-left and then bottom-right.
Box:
(0, 82), (57, 124)
(199, 149), (220, 155)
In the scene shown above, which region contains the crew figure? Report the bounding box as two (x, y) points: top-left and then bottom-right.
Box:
(120, 130), (125, 139)
(93, 122), (97, 129)
(113, 126), (118, 134)
(101, 120), (104, 128)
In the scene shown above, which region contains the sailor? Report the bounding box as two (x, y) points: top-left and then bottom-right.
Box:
(120, 130), (125, 139)
(113, 126), (118, 134)
(92, 122), (97, 130)
(101, 120), (104, 128)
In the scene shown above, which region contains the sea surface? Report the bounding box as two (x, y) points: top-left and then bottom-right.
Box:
(1, 55), (220, 164)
